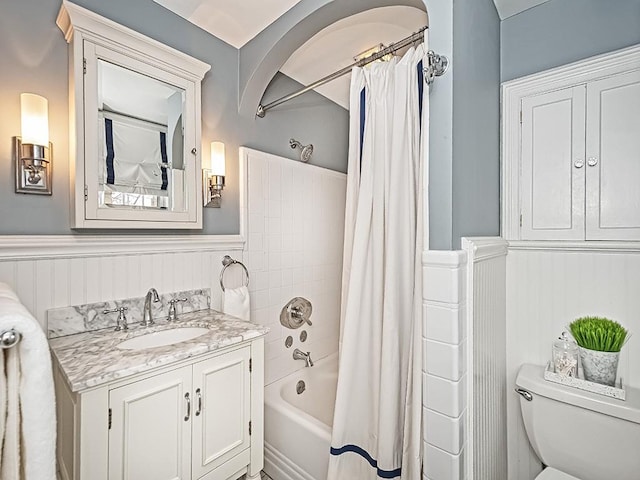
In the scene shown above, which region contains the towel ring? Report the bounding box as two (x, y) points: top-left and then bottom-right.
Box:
(220, 255), (250, 292)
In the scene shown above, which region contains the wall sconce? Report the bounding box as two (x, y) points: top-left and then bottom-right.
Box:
(203, 141), (225, 208)
(13, 93), (52, 195)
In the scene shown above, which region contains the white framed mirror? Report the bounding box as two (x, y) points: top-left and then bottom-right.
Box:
(57, 1), (210, 229)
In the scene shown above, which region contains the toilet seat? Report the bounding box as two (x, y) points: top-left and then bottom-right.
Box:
(536, 467), (581, 480)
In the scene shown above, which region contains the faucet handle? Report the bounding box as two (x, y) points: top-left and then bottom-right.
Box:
(167, 298), (188, 322)
(103, 306), (129, 331)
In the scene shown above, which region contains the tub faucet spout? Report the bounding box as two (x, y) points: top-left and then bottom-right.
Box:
(293, 348), (314, 367)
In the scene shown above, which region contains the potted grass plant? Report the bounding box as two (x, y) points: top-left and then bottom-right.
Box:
(569, 316), (629, 386)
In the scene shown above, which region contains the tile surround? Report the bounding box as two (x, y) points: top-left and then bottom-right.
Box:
(242, 149), (346, 386)
(422, 250), (468, 480)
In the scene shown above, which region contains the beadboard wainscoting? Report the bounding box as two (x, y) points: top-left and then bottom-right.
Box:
(463, 237), (508, 480)
(241, 148), (346, 386)
(506, 244), (640, 480)
(0, 235), (246, 331)
(422, 250), (468, 480)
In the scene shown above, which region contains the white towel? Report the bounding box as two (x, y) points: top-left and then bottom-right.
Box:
(0, 283), (56, 480)
(222, 286), (251, 321)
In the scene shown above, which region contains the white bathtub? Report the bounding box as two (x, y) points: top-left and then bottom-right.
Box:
(263, 353), (338, 480)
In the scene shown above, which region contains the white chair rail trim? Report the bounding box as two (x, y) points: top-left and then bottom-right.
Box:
(508, 240), (640, 253)
(0, 235), (245, 260)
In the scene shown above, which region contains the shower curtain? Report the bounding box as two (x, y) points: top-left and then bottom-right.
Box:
(328, 43), (427, 480)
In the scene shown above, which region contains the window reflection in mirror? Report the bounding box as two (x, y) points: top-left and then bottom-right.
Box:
(97, 59), (186, 212)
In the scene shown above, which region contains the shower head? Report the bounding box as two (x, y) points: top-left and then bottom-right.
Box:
(289, 138), (314, 163)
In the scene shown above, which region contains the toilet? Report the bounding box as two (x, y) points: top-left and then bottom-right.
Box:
(515, 364), (640, 480)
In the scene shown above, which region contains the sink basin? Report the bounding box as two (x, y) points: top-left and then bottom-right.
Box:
(117, 327), (209, 351)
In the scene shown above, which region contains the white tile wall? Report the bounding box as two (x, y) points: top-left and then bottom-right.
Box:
(241, 148), (346, 386)
(506, 246), (640, 480)
(422, 250), (468, 480)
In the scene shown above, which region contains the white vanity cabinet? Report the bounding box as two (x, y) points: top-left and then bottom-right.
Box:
(108, 365), (193, 480)
(56, 1), (210, 229)
(502, 45), (640, 242)
(54, 340), (264, 480)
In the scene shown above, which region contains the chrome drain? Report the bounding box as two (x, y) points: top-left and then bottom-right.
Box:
(296, 380), (306, 394)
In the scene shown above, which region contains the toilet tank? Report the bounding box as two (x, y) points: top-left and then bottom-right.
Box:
(516, 364), (640, 480)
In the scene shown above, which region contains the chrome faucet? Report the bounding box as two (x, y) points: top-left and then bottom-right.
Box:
(293, 348), (314, 367)
(141, 288), (160, 327)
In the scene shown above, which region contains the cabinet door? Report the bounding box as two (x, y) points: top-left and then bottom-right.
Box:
(191, 347), (251, 479)
(521, 85), (586, 240)
(80, 40), (202, 229)
(109, 366), (192, 480)
(586, 70), (640, 240)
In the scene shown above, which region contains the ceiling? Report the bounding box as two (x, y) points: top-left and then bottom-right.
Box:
(153, 0), (303, 49)
(153, 0), (553, 108)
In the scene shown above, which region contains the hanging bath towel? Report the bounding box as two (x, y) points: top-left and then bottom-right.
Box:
(328, 42), (427, 480)
(222, 286), (251, 322)
(0, 283), (57, 480)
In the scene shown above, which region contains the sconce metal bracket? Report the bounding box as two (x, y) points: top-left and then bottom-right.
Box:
(13, 137), (53, 195)
(203, 170), (225, 208)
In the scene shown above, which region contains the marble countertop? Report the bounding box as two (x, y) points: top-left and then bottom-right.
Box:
(49, 309), (269, 392)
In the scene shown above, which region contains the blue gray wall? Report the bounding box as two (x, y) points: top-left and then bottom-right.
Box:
(451, 0), (501, 249)
(429, 0), (501, 250)
(501, 0), (640, 81)
(0, 0), (348, 235)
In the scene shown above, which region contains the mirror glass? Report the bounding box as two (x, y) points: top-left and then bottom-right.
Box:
(97, 59), (186, 212)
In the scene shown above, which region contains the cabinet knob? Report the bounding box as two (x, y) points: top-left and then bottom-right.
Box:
(574, 159), (584, 169)
(587, 157), (599, 167)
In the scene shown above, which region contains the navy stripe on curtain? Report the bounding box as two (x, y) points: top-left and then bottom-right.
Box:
(330, 445), (401, 478)
(417, 59), (424, 130)
(105, 118), (115, 185)
(159, 131), (168, 190)
(359, 86), (366, 171)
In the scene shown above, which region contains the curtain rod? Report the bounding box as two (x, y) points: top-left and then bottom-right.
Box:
(257, 26), (430, 118)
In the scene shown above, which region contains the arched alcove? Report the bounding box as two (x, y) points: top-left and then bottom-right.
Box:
(237, 0), (440, 118)
(238, 0), (456, 250)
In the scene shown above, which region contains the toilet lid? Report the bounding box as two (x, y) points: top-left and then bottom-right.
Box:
(536, 468), (581, 480)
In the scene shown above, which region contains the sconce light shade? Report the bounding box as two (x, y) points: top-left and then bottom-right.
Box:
(210, 141), (226, 176)
(20, 93), (49, 146)
(14, 93), (53, 195)
(203, 141), (226, 208)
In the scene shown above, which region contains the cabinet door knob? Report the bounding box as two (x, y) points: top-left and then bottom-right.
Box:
(574, 159), (584, 168)
(587, 157), (598, 167)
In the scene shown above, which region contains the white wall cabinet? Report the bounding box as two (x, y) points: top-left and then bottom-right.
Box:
(585, 70), (640, 240)
(54, 340), (264, 480)
(56, 2), (210, 229)
(502, 45), (640, 242)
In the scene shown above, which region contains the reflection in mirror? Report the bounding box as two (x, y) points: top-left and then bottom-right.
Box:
(97, 60), (186, 211)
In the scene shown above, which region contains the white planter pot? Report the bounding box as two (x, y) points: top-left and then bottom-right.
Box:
(579, 347), (620, 386)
